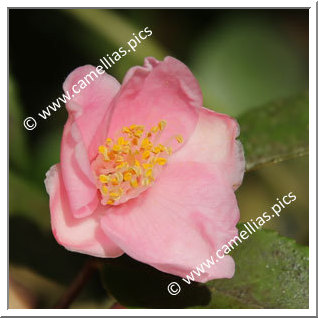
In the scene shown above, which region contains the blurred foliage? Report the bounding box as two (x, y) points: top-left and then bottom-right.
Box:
(237, 156), (309, 245)
(9, 77), (30, 172)
(10, 265), (116, 309)
(9, 216), (111, 308)
(206, 226), (309, 309)
(66, 9), (168, 60)
(100, 226), (308, 309)
(9, 9), (309, 309)
(64, 9), (168, 79)
(101, 255), (211, 309)
(191, 12), (308, 116)
(10, 216), (87, 284)
(239, 91), (309, 171)
(10, 265), (64, 308)
(33, 128), (63, 185)
(9, 172), (50, 229)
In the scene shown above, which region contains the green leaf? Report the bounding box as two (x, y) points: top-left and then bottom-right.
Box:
(10, 264), (65, 308)
(100, 254), (211, 309)
(9, 170), (50, 230)
(9, 76), (30, 172)
(239, 92), (309, 171)
(9, 216), (86, 284)
(204, 226), (309, 309)
(65, 10), (168, 69)
(101, 228), (308, 309)
(32, 128), (62, 184)
(190, 15), (308, 116)
(10, 216), (110, 307)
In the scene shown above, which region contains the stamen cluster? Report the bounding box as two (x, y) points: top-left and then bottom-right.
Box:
(93, 120), (183, 205)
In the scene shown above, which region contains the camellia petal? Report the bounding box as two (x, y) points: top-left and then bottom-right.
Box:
(170, 107), (245, 189)
(100, 161), (240, 282)
(61, 65), (120, 218)
(63, 65), (121, 160)
(45, 57), (245, 283)
(103, 57), (202, 152)
(45, 164), (123, 258)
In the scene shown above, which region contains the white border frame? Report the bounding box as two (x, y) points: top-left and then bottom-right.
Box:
(3, 1), (316, 316)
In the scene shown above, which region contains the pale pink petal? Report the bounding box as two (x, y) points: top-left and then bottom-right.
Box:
(60, 120), (99, 218)
(63, 65), (120, 159)
(103, 57), (202, 151)
(170, 107), (245, 190)
(45, 164), (123, 258)
(61, 65), (120, 218)
(100, 162), (239, 281)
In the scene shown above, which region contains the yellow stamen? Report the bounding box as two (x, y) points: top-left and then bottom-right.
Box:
(158, 144), (166, 152)
(142, 151), (150, 160)
(99, 175), (109, 183)
(146, 169), (153, 178)
(109, 192), (120, 199)
(158, 120), (167, 131)
(141, 138), (152, 150)
(142, 178), (151, 186)
(132, 138), (139, 146)
(123, 171), (132, 181)
(94, 119), (182, 206)
(115, 172), (124, 183)
(122, 127), (130, 134)
(151, 126), (159, 133)
(176, 135), (184, 143)
(111, 177), (119, 185)
(130, 179), (138, 188)
(155, 157), (167, 165)
(112, 144), (121, 152)
(98, 145), (106, 154)
(116, 162), (128, 170)
(132, 166), (141, 176)
(152, 146), (160, 154)
(101, 185), (108, 195)
(142, 163), (153, 169)
(117, 137), (127, 145)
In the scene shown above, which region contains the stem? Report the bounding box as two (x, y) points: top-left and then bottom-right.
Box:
(54, 259), (100, 309)
(245, 149), (309, 173)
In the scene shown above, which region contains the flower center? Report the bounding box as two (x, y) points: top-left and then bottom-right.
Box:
(92, 120), (183, 206)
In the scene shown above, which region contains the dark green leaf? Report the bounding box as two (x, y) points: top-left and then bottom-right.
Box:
(191, 15), (308, 116)
(9, 76), (30, 172)
(9, 216), (108, 305)
(65, 9), (168, 79)
(9, 216), (87, 284)
(204, 226), (309, 309)
(67, 9), (168, 58)
(100, 254), (211, 308)
(9, 170), (50, 230)
(32, 128), (62, 184)
(239, 92), (309, 171)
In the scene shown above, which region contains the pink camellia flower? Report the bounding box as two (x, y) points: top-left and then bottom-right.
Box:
(45, 57), (245, 283)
